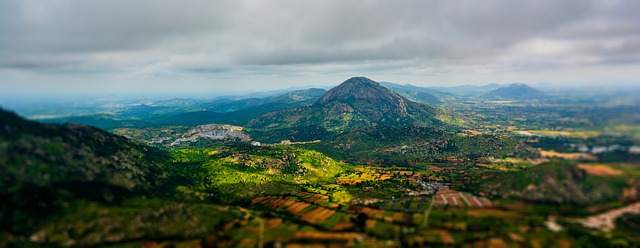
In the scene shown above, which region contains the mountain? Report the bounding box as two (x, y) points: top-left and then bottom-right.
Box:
(481, 83), (547, 100)
(247, 77), (446, 140)
(151, 89), (326, 127)
(39, 88), (327, 129)
(40, 113), (148, 130)
(271, 88), (328, 103)
(147, 88), (327, 127)
(428, 84), (502, 96)
(205, 88), (326, 112)
(379, 82), (456, 104)
(0, 109), (169, 233)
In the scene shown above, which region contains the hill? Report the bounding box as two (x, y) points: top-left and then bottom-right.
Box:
(0, 109), (169, 233)
(481, 83), (547, 100)
(428, 84), (502, 96)
(379, 82), (457, 104)
(39, 88), (327, 129)
(303, 125), (538, 165)
(481, 162), (628, 205)
(247, 77), (446, 140)
(205, 88), (326, 112)
(170, 144), (348, 201)
(39, 113), (148, 130)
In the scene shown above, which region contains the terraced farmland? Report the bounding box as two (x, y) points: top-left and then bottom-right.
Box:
(251, 194), (353, 230)
(434, 189), (492, 207)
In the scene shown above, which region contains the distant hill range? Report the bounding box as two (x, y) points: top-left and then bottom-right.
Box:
(382, 82), (546, 100)
(37, 77), (461, 144)
(379, 82), (456, 104)
(481, 84), (547, 100)
(428, 84), (502, 96)
(35, 80), (548, 131)
(205, 88), (326, 113)
(247, 77), (446, 136)
(39, 88), (327, 129)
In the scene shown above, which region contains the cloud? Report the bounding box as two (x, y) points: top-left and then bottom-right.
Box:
(0, 0), (639, 94)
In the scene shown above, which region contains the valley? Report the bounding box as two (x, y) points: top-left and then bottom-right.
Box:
(2, 77), (640, 247)
(4, 1), (640, 246)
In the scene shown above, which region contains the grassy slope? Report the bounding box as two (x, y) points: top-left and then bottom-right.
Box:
(169, 144), (349, 202)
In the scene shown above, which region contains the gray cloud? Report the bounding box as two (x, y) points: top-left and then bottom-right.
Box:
(1, 0), (639, 94)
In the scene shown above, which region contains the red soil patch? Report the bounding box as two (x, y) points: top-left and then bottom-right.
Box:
(487, 238), (508, 248)
(287, 202), (311, 215)
(251, 196), (274, 205)
(266, 218), (283, 228)
(365, 219), (377, 229)
(325, 203), (340, 209)
(300, 207), (335, 224)
(329, 222), (354, 231)
(393, 212), (413, 223)
(281, 199), (296, 207)
(434, 189), (463, 207)
(502, 201), (528, 210)
(434, 189), (492, 207)
(348, 206), (384, 218)
(270, 198), (288, 209)
(558, 238), (572, 248)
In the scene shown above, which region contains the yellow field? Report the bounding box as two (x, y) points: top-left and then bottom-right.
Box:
(540, 150), (597, 161)
(577, 163), (623, 176)
(527, 130), (600, 138)
(300, 207), (335, 224)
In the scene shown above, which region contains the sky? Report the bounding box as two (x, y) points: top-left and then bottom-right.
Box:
(1, 0), (639, 96)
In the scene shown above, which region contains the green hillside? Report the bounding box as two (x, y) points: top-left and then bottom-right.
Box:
(169, 144), (349, 202)
(481, 162), (629, 205)
(0, 109), (171, 234)
(248, 77), (448, 141)
(304, 125), (538, 165)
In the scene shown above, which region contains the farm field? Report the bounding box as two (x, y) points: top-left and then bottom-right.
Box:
(433, 189), (492, 208)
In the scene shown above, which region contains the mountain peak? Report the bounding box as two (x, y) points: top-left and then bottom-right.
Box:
(482, 83), (547, 100)
(316, 77), (394, 105)
(508, 83), (530, 88)
(248, 77), (446, 138)
(341, 77), (379, 86)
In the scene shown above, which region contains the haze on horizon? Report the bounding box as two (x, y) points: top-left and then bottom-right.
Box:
(1, 0), (639, 96)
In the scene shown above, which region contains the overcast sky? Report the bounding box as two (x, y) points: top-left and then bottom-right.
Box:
(1, 0), (639, 95)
